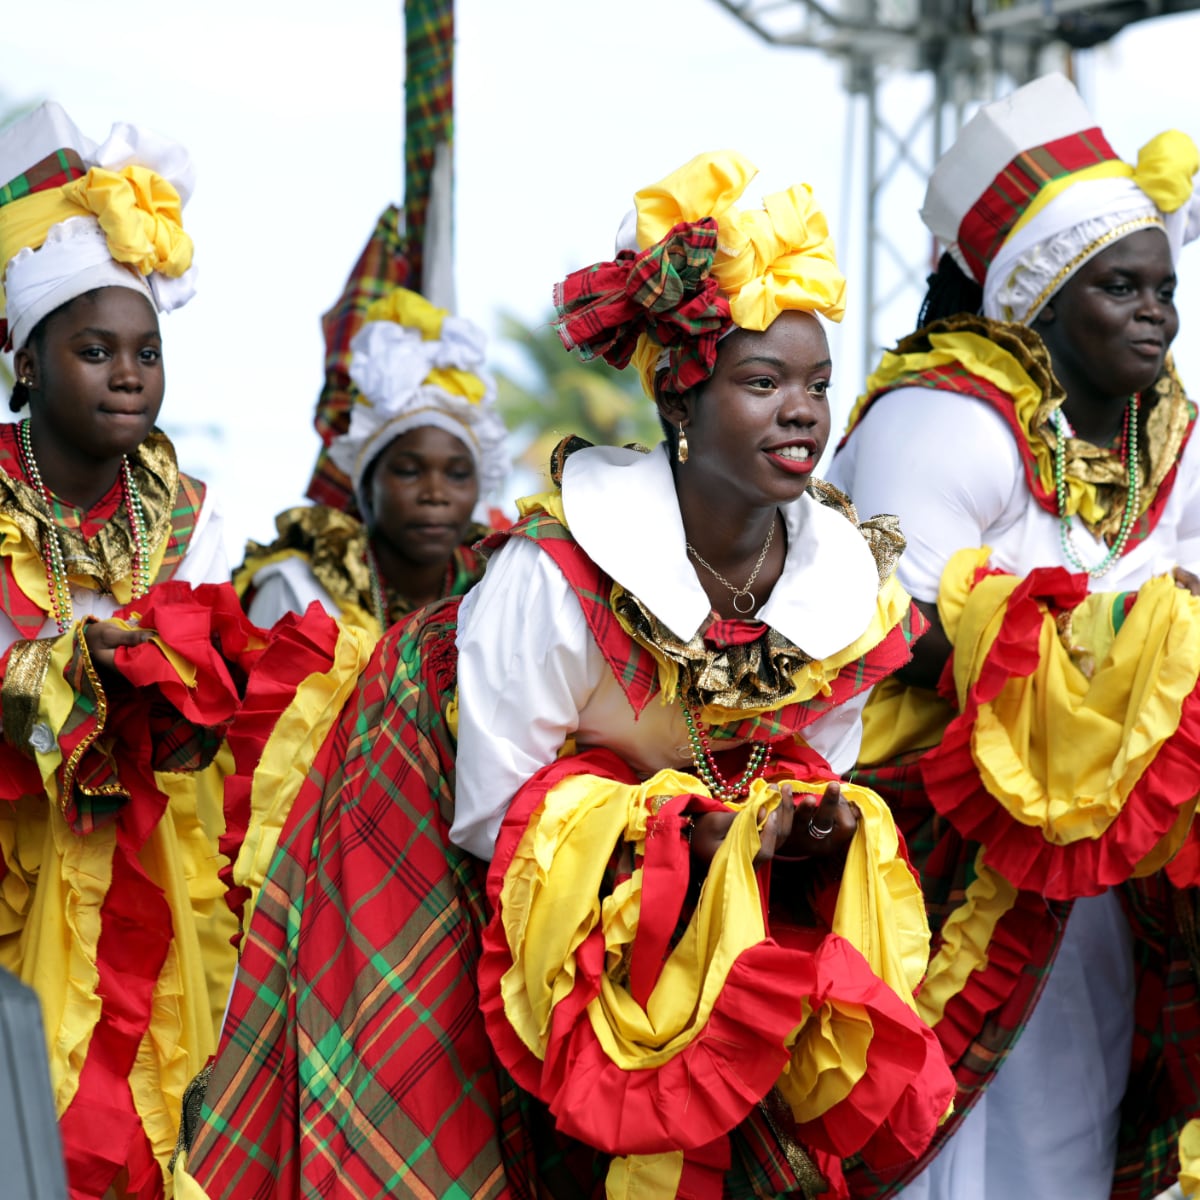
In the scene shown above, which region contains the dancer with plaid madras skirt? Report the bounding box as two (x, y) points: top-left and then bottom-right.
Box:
(237, 282), (506, 644)
(827, 74), (1200, 1200)
(180, 151), (955, 1199)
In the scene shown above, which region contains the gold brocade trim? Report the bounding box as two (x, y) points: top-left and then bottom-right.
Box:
(236, 504), (489, 627)
(1021, 218), (1163, 322)
(613, 480), (906, 713)
(759, 1088), (830, 1198)
(919, 315), (1190, 542)
(0, 429), (180, 593)
(238, 504), (374, 614)
(59, 623), (124, 813)
(1, 637), (55, 748)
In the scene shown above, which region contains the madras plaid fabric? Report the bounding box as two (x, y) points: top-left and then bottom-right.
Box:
(957, 127), (1119, 283)
(187, 601), (549, 1198)
(843, 750), (1076, 1199)
(404, 0), (454, 291)
(155, 472), (207, 580)
(305, 205), (413, 511)
(1112, 877), (1200, 1199)
(553, 218), (732, 395)
(0, 147), (86, 207)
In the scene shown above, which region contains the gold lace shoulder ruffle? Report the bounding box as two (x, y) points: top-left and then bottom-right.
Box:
(920, 314), (1192, 541)
(613, 479), (906, 713)
(0, 430), (180, 593)
(240, 504), (375, 616)
(239, 506), (490, 624)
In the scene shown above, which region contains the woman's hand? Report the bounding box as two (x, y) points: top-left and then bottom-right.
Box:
(83, 619), (154, 676)
(1173, 566), (1200, 596)
(781, 781), (859, 859)
(689, 784), (797, 865)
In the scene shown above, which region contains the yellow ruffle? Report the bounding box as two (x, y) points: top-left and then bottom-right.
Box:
(1179, 1118), (1200, 1197)
(499, 769), (926, 1113)
(228, 622), (375, 931)
(3, 633), (234, 1193)
(916, 851), (1018, 1027)
(940, 547), (1200, 846)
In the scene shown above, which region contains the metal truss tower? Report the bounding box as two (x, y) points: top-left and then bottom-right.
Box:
(712, 0), (1198, 379)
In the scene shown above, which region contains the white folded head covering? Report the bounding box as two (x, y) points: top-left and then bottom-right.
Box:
(921, 74), (1200, 324)
(327, 287), (508, 521)
(0, 101), (197, 351)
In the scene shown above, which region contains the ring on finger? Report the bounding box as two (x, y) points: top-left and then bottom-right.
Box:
(806, 816), (835, 840)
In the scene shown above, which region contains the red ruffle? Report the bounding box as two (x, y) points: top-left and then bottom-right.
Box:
(216, 603), (345, 946)
(479, 750), (954, 1172)
(922, 567), (1200, 898)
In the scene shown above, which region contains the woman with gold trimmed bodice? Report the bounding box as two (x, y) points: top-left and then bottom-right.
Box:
(828, 73), (1200, 1200)
(0, 103), (370, 1200)
(235, 236), (507, 644)
(180, 151), (955, 1200)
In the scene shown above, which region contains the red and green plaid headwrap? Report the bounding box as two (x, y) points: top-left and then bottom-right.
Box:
(552, 218), (731, 397)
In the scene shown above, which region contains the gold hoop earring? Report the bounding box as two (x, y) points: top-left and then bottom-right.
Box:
(677, 424), (689, 464)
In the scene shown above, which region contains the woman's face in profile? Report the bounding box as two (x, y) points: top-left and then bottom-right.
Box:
(676, 310), (833, 509)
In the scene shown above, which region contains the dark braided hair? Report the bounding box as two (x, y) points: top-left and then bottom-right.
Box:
(917, 252), (983, 327)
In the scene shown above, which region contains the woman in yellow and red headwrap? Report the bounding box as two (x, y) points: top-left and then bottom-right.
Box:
(0, 103), (370, 1200)
(828, 74), (1200, 1200)
(179, 150), (954, 1200)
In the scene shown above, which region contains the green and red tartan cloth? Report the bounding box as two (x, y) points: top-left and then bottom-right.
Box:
(956, 127), (1119, 284)
(553, 218), (732, 395)
(185, 508), (947, 1198)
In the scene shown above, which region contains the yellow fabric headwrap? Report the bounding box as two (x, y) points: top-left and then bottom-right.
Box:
(0, 167), (193, 288)
(634, 150), (846, 331)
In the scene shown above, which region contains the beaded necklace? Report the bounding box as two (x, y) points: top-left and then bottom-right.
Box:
(17, 418), (151, 633)
(678, 683), (771, 801)
(1052, 397), (1140, 580)
(365, 540), (457, 628)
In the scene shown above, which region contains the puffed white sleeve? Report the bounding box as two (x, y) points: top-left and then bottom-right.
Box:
(245, 558), (340, 628)
(451, 536), (608, 860)
(825, 388), (1023, 602)
(1167, 424), (1200, 574)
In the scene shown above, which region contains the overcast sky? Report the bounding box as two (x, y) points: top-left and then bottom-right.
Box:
(5, 0), (1200, 560)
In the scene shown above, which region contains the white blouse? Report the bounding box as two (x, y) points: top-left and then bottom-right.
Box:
(452, 443), (892, 860)
(826, 386), (1200, 600)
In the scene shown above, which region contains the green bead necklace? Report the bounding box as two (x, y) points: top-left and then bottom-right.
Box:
(1053, 396), (1140, 580)
(679, 683), (771, 801)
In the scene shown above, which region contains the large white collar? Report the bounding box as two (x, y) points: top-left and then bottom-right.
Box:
(560, 443), (882, 658)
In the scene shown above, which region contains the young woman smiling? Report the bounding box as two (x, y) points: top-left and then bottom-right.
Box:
(828, 74), (1200, 1200)
(236, 277), (507, 643)
(182, 150), (955, 1200)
